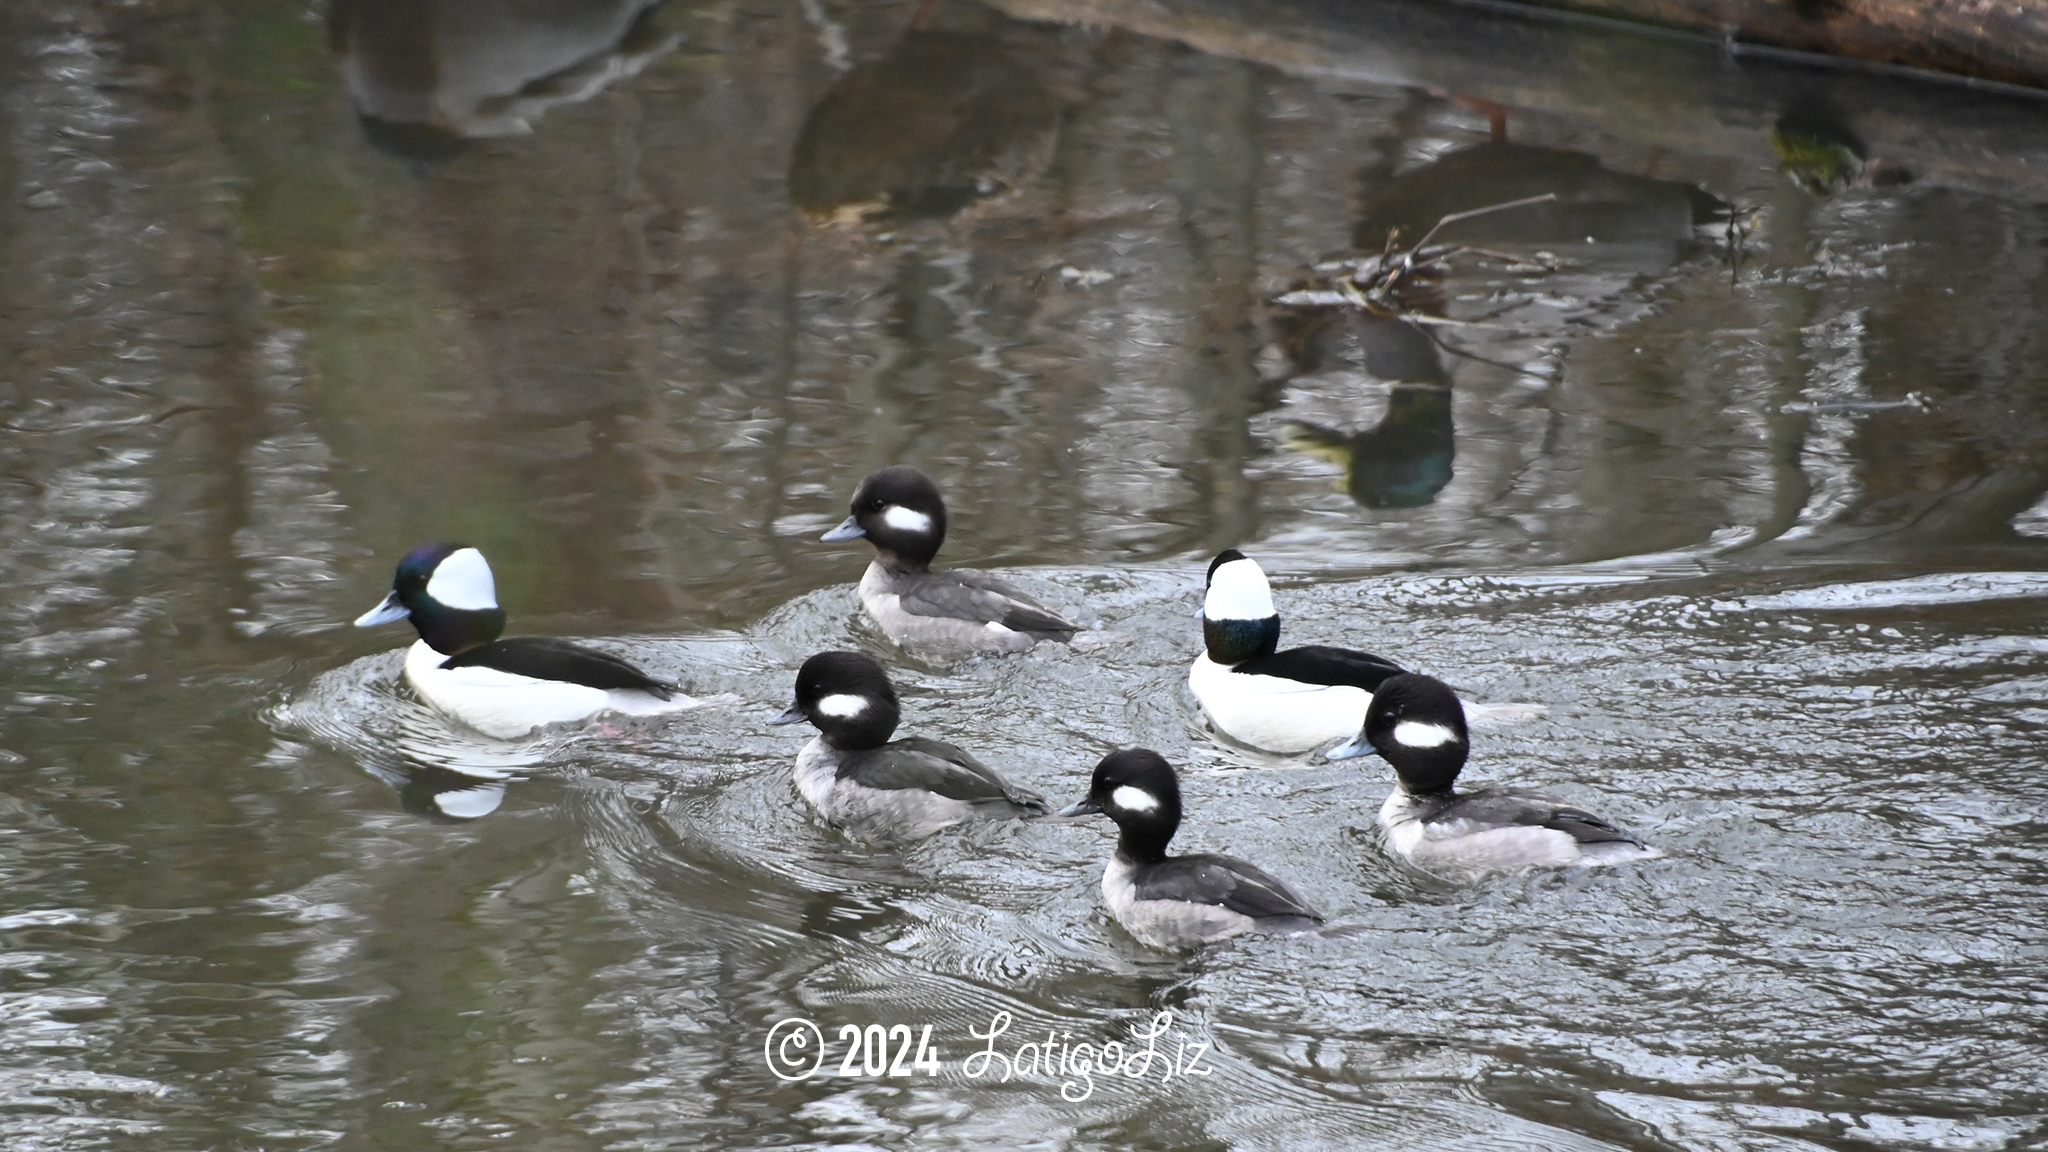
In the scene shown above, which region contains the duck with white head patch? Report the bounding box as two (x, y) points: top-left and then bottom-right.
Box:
(771, 651), (1050, 839)
(1189, 550), (1408, 754)
(1329, 673), (1661, 877)
(821, 466), (1080, 654)
(1059, 749), (1322, 949)
(355, 542), (695, 740)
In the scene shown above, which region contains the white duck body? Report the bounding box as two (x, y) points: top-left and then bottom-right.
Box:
(402, 639), (694, 740)
(357, 543), (697, 741)
(1188, 654), (1371, 753)
(1189, 550), (1404, 754)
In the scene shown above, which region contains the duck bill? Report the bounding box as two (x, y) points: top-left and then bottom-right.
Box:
(1056, 796), (1103, 818)
(768, 703), (808, 726)
(1323, 733), (1380, 761)
(354, 592), (410, 627)
(819, 516), (866, 543)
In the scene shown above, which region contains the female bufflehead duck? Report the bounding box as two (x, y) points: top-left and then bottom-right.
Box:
(1329, 673), (1661, 877)
(354, 542), (695, 740)
(1189, 550), (1407, 754)
(770, 650), (1050, 839)
(821, 465), (1079, 653)
(1059, 749), (1323, 949)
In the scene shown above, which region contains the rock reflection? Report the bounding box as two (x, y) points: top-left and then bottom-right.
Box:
(328, 0), (680, 161)
(788, 5), (1071, 220)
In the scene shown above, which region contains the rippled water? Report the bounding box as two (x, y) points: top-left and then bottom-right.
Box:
(3, 0), (2047, 1147)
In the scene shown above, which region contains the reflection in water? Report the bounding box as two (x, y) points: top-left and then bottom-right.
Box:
(275, 652), (546, 821)
(329, 0), (680, 160)
(1285, 382), (1455, 509)
(388, 763), (511, 820)
(1356, 141), (1725, 268)
(1769, 104), (1915, 197)
(10, 0), (2048, 1147)
(1277, 313), (1455, 508)
(1259, 134), (1733, 518)
(788, 8), (1070, 219)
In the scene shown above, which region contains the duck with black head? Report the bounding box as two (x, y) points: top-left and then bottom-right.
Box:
(1189, 550), (1408, 754)
(355, 542), (694, 739)
(771, 650), (1049, 840)
(1059, 749), (1323, 950)
(1329, 672), (1661, 878)
(821, 465), (1079, 654)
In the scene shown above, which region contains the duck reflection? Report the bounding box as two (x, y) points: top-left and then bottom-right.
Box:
(1355, 141), (1725, 269)
(383, 764), (512, 822)
(1280, 313), (1455, 508)
(328, 0), (678, 162)
(360, 696), (543, 821)
(788, 6), (1066, 220)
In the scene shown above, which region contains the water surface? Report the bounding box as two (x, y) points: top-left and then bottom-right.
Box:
(2, 0), (2045, 1148)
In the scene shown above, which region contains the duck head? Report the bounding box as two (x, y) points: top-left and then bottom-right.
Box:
(821, 465), (948, 570)
(1201, 550), (1281, 666)
(354, 542), (507, 656)
(1059, 748), (1184, 863)
(1327, 672), (1469, 794)
(771, 650), (902, 751)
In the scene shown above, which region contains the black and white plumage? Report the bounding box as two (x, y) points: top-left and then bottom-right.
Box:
(1188, 550), (1407, 754)
(1059, 749), (1322, 949)
(1328, 673), (1661, 877)
(820, 466), (1079, 654)
(771, 650), (1049, 839)
(354, 542), (695, 739)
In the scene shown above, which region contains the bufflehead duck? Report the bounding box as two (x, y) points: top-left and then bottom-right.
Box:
(770, 650), (1050, 839)
(354, 542), (695, 739)
(1059, 749), (1322, 949)
(821, 465), (1079, 653)
(1329, 672), (1661, 877)
(1189, 550), (1407, 754)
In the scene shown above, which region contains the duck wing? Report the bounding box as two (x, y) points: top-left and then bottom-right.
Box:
(1431, 789), (1644, 846)
(1134, 853), (1323, 921)
(437, 637), (674, 698)
(838, 737), (1049, 812)
(898, 569), (1079, 637)
(1232, 644), (1404, 690)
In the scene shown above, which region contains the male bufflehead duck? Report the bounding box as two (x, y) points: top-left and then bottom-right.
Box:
(770, 650), (1050, 839)
(1189, 550), (1407, 754)
(1059, 749), (1322, 949)
(1329, 672), (1661, 877)
(354, 542), (695, 739)
(821, 465), (1079, 653)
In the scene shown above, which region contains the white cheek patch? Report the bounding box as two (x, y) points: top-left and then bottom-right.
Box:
(1393, 721), (1461, 749)
(1204, 558), (1276, 621)
(816, 693), (868, 719)
(880, 505), (933, 534)
(1110, 785), (1159, 813)
(426, 547), (499, 610)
